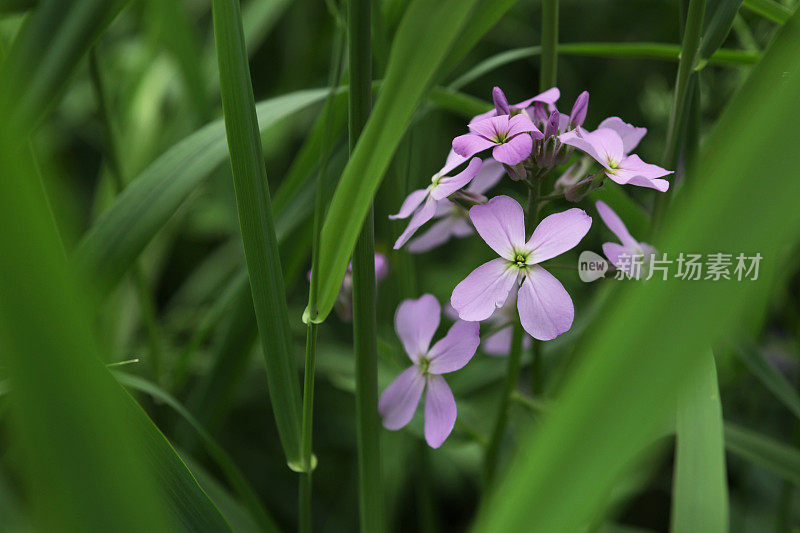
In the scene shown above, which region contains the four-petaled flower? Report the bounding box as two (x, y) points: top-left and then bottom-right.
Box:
(559, 124), (672, 192)
(596, 201), (655, 279)
(452, 114), (544, 166)
(379, 294), (480, 448)
(390, 151), (482, 249)
(451, 195), (592, 340)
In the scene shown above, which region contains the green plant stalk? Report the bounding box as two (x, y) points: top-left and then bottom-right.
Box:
(211, 0), (303, 468)
(539, 0), (558, 90)
(652, 0), (706, 231)
(347, 0), (382, 530)
(527, 181), (545, 395)
(300, 28), (345, 532)
(299, 322), (317, 533)
(484, 320), (525, 485)
(88, 48), (166, 379)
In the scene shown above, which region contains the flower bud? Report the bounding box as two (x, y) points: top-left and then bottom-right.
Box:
(492, 86), (510, 115)
(544, 110), (561, 138)
(532, 101), (548, 126)
(569, 91), (589, 127)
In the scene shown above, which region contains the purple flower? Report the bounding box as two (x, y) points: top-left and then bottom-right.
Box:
(452, 114), (543, 166)
(596, 201), (655, 279)
(470, 86), (561, 124)
(379, 294), (480, 448)
(407, 159), (505, 253)
(559, 127), (672, 192)
(451, 196), (591, 341)
(390, 151), (483, 249)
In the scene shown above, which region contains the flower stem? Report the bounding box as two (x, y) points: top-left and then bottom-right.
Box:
(347, 0), (382, 530)
(298, 322), (317, 533)
(652, 0), (706, 232)
(484, 319), (525, 485)
(300, 26), (345, 532)
(540, 0), (559, 91)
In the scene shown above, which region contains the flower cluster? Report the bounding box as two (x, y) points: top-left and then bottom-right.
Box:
(380, 86), (673, 447)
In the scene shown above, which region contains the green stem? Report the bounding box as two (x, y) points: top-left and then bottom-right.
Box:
(539, 0), (559, 90)
(88, 47), (166, 379)
(652, 0), (706, 232)
(347, 0), (382, 530)
(299, 26), (345, 531)
(484, 320), (525, 485)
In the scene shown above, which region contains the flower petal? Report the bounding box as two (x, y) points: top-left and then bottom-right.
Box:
(451, 258), (519, 321)
(468, 115), (506, 138)
(407, 216), (463, 253)
(389, 188), (428, 220)
(528, 208), (592, 263)
(611, 154), (673, 191)
(424, 375), (457, 448)
(515, 87), (561, 109)
(602, 242), (632, 269)
(467, 158), (505, 194)
(428, 320), (480, 374)
(393, 195), (438, 249)
(595, 200), (637, 248)
(492, 133), (533, 165)
(394, 294), (441, 360)
(452, 132), (496, 159)
(517, 266), (574, 341)
(379, 366), (425, 430)
(431, 157), (482, 200)
(469, 195), (527, 259)
(438, 149), (469, 176)
(492, 86), (511, 115)
(597, 116), (647, 154)
(506, 113), (538, 137)
(560, 128), (624, 167)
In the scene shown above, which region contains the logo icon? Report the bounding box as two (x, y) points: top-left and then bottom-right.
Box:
(578, 251), (609, 282)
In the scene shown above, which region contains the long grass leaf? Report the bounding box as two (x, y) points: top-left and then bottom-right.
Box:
(474, 10), (800, 531)
(733, 344), (800, 421)
(0, 0), (128, 135)
(0, 131), (228, 532)
(725, 423), (800, 485)
(117, 372), (279, 532)
(450, 43), (757, 90)
(742, 0), (793, 24)
(75, 88), (329, 293)
(212, 0), (303, 468)
(670, 352), (728, 532)
(310, 0), (481, 321)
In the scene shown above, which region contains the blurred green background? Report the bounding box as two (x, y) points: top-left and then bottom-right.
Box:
(1, 0), (799, 531)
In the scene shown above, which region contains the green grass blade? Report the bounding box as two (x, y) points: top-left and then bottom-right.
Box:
(0, 0), (128, 134)
(733, 344), (800, 421)
(212, 0), (303, 468)
(116, 372), (279, 533)
(310, 0), (481, 321)
(450, 43), (757, 90)
(74, 88), (329, 294)
(0, 133), (229, 532)
(698, 0), (745, 62)
(473, 10), (800, 531)
(742, 0), (793, 24)
(438, 0), (518, 81)
(670, 352), (728, 532)
(725, 423), (800, 485)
